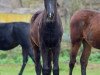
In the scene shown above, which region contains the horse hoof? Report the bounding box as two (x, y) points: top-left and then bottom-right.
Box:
(18, 73), (22, 75)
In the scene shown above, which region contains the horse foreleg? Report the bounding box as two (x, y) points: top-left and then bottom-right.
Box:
(69, 42), (81, 75)
(80, 40), (91, 75)
(19, 49), (28, 75)
(52, 46), (60, 75)
(28, 47), (35, 63)
(42, 48), (51, 75)
(48, 50), (52, 75)
(33, 45), (42, 75)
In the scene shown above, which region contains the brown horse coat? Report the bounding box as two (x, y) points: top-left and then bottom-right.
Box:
(70, 9), (100, 49)
(69, 9), (100, 75)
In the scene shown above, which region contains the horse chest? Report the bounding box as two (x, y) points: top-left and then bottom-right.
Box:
(83, 24), (100, 49)
(43, 31), (58, 41)
(40, 27), (60, 47)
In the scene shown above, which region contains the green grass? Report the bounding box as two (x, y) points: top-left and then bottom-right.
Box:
(0, 44), (100, 75)
(0, 63), (100, 75)
(0, 64), (35, 75)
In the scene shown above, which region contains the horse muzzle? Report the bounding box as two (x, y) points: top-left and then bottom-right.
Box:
(47, 12), (55, 22)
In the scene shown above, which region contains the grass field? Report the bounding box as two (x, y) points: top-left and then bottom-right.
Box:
(0, 63), (100, 75)
(0, 44), (100, 75)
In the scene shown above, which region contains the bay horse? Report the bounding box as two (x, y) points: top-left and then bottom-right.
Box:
(30, 0), (63, 75)
(69, 9), (100, 75)
(0, 22), (35, 75)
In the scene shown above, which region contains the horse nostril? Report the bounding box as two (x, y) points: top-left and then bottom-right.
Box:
(47, 13), (54, 20)
(49, 13), (52, 18)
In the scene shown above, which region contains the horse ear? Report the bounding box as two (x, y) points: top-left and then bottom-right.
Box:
(57, 3), (60, 8)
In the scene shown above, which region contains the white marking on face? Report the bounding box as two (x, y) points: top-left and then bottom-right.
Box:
(49, 3), (52, 10)
(49, 13), (52, 18)
(49, 3), (52, 18)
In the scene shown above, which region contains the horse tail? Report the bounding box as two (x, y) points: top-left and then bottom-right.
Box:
(31, 11), (42, 24)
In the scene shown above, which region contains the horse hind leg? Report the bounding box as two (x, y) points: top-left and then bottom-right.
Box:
(80, 40), (91, 75)
(19, 49), (28, 75)
(69, 40), (81, 75)
(19, 46), (35, 75)
(18, 43), (35, 75)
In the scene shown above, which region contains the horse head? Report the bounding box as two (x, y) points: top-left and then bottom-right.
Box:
(44, 0), (57, 22)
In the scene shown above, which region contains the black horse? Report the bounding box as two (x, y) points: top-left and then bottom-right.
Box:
(30, 0), (63, 75)
(0, 22), (35, 75)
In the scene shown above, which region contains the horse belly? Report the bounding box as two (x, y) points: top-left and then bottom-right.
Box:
(84, 24), (100, 49)
(90, 33), (100, 49)
(0, 36), (18, 50)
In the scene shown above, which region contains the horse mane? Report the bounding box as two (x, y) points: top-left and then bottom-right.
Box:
(31, 11), (42, 24)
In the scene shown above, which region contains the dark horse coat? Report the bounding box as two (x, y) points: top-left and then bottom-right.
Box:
(30, 10), (63, 75)
(0, 22), (29, 50)
(0, 22), (34, 75)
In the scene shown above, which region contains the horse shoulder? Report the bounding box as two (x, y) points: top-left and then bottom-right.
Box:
(30, 12), (44, 47)
(31, 11), (42, 24)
